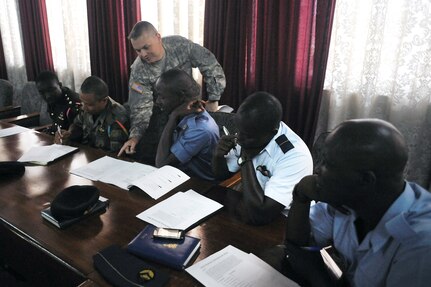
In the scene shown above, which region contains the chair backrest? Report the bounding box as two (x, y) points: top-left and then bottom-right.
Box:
(17, 82), (52, 125)
(311, 131), (330, 174)
(208, 111), (238, 136)
(0, 79), (14, 107)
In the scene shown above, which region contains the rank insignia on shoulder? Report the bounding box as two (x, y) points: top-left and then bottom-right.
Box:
(131, 82), (145, 94)
(275, 134), (294, 153)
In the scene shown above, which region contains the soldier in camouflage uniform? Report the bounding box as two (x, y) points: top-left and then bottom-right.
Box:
(55, 76), (129, 153)
(36, 71), (81, 135)
(118, 21), (226, 163)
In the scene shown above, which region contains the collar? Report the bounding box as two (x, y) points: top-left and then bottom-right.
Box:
(257, 122), (284, 158)
(358, 182), (417, 252)
(176, 110), (209, 131)
(92, 97), (113, 125)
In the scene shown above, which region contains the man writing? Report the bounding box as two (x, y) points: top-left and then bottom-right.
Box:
(154, 69), (219, 181)
(55, 76), (129, 153)
(212, 92), (313, 225)
(36, 71), (81, 135)
(283, 119), (431, 286)
(118, 21), (226, 160)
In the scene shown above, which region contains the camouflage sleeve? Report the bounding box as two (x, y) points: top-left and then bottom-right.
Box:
(127, 85), (154, 140)
(72, 111), (84, 128)
(189, 42), (226, 101)
(109, 118), (130, 152)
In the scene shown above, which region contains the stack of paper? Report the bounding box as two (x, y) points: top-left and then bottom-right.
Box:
(71, 156), (190, 199)
(136, 189), (223, 230)
(186, 245), (300, 287)
(18, 144), (78, 165)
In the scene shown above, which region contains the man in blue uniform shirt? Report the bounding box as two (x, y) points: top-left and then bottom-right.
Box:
(283, 119), (431, 287)
(154, 69), (219, 181)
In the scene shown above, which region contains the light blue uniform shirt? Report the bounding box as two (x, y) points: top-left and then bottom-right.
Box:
(225, 121), (313, 209)
(171, 110), (219, 181)
(310, 182), (431, 287)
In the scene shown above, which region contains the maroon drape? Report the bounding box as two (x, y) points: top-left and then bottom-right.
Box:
(18, 0), (54, 81)
(0, 28), (7, 79)
(204, 1), (253, 109)
(204, 0), (336, 146)
(87, 0), (141, 104)
(124, 0), (141, 71)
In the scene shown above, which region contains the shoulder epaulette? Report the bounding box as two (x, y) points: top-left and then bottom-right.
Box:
(275, 134), (294, 154)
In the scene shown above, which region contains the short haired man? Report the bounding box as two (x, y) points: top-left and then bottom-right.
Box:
(36, 71), (81, 135)
(118, 21), (226, 158)
(283, 119), (431, 286)
(212, 91), (313, 225)
(55, 76), (129, 152)
(154, 69), (219, 181)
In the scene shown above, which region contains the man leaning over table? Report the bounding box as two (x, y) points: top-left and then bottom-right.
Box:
(117, 21), (226, 160)
(212, 91), (313, 225)
(55, 76), (129, 153)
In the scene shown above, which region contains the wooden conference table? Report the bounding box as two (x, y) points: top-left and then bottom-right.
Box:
(0, 122), (286, 286)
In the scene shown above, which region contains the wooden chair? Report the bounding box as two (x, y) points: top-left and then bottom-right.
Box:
(2, 112), (41, 128)
(0, 106), (21, 120)
(0, 79), (14, 107)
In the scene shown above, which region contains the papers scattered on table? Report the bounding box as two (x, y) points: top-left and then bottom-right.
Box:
(186, 245), (300, 287)
(18, 144), (78, 165)
(0, 126), (29, 137)
(70, 156), (190, 199)
(136, 189), (223, 230)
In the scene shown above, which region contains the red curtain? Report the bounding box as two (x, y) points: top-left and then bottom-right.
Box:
(18, 0), (54, 81)
(87, 0), (141, 104)
(204, 0), (336, 146)
(0, 28), (7, 79)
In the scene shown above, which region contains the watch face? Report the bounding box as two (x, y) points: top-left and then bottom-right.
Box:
(237, 156), (246, 166)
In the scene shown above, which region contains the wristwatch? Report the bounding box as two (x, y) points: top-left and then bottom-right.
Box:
(237, 155), (251, 166)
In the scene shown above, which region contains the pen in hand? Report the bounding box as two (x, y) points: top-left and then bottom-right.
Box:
(57, 126), (63, 144)
(222, 126), (238, 152)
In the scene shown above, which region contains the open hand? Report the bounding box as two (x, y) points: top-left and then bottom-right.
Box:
(171, 100), (205, 118)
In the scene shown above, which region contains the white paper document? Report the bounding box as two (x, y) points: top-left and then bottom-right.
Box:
(186, 245), (300, 287)
(71, 156), (188, 199)
(136, 189), (223, 229)
(0, 126), (29, 137)
(127, 165), (190, 199)
(18, 144), (78, 165)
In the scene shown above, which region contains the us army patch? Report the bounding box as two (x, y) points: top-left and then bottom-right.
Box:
(131, 82), (145, 94)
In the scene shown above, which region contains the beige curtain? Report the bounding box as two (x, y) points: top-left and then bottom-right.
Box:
(0, 0), (27, 87)
(46, 0), (91, 92)
(140, 0), (205, 83)
(318, 0), (431, 189)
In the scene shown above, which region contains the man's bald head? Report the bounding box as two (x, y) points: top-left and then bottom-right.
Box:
(326, 119), (408, 178)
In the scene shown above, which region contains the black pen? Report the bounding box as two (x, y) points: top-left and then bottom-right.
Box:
(222, 126), (238, 152)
